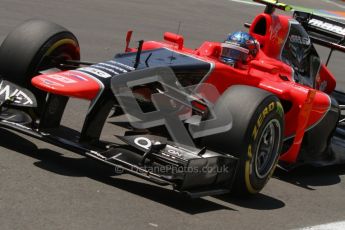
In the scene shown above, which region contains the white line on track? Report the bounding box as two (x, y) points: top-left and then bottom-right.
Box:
(229, 0), (345, 10)
(229, 0), (345, 9)
(228, 0), (345, 20)
(298, 221), (345, 230)
(227, 0), (262, 6)
(324, 0), (345, 9)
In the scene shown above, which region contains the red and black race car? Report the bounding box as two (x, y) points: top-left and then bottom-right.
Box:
(0, 0), (344, 197)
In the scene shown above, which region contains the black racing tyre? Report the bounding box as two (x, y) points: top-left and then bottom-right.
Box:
(201, 85), (284, 196)
(0, 19), (80, 88)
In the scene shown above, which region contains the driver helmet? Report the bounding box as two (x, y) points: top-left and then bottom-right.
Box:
(220, 31), (259, 68)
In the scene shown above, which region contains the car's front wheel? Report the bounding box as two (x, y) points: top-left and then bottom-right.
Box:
(200, 85), (284, 196)
(0, 19), (80, 88)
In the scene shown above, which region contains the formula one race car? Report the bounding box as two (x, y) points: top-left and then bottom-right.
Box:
(0, 0), (344, 197)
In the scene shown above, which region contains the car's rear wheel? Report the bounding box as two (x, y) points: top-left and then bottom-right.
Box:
(200, 85), (284, 196)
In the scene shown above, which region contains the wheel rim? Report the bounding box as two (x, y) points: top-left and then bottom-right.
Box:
(35, 39), (80, 74)
(37, 53), (72, 73)
(254, 119), (281, 179)
(37, 46), (75, 73)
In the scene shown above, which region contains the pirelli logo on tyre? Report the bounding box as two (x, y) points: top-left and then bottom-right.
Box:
(245, 100), (284, 194)
(252, 102), (275, 140)
(252, 101), (283, 140)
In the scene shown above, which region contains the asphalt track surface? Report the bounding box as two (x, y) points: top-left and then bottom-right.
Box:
(0, 0), (345, 230)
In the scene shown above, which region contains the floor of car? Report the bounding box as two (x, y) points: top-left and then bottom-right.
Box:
(43, 125), (81, 142)
(0, 108), (32, 125)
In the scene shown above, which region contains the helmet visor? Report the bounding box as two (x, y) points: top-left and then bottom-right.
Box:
(221, 43), (249, 62)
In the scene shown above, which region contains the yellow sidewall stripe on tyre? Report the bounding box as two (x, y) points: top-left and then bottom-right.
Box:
(245, 101), (283, 194)
(45, 38), (78, 56)
(245, 144), (258, 194)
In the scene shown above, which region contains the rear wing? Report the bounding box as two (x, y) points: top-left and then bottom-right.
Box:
(294, 11), (345, 53)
